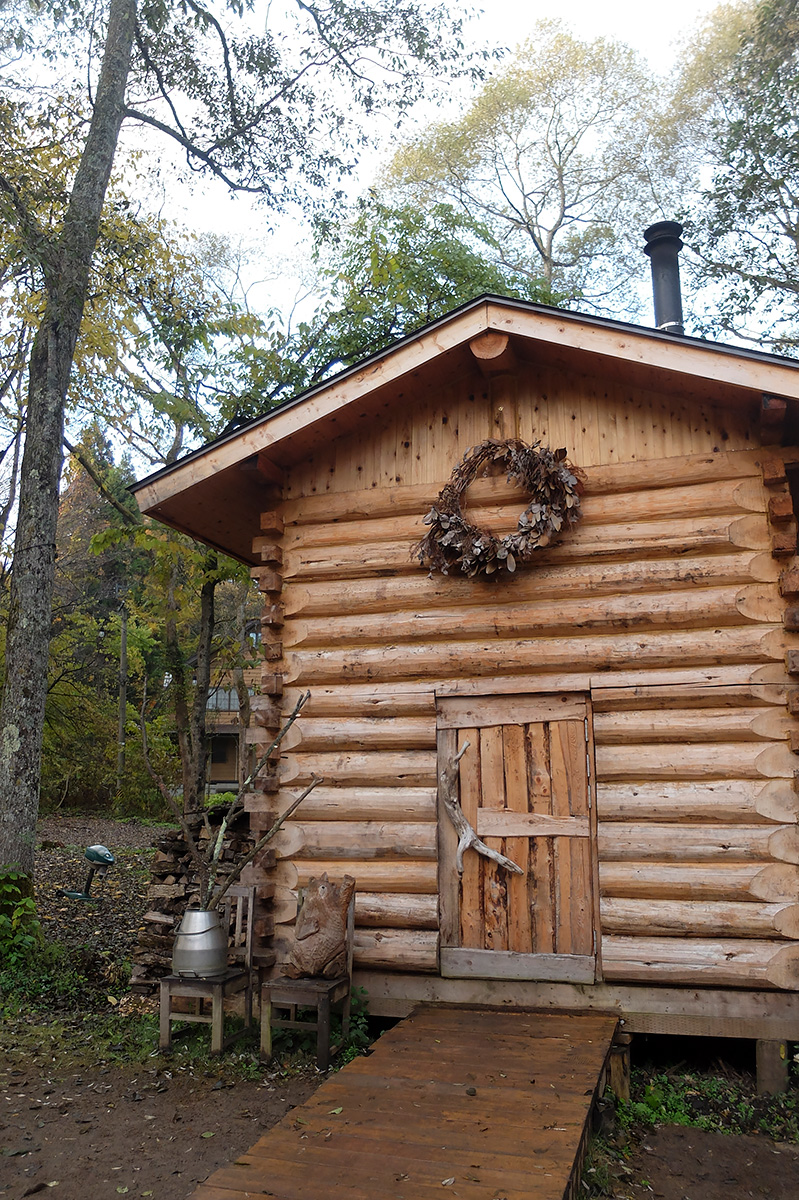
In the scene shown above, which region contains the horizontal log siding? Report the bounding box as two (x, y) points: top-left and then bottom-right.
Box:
(585, 452), (799, 988)
(263, 441), (799, 988)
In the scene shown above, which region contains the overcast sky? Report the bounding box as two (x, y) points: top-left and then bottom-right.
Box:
(164, 0), (723, 312)
(467, 0), (714, 74)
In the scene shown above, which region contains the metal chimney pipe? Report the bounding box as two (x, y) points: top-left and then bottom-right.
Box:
(643, 220), (685, 336)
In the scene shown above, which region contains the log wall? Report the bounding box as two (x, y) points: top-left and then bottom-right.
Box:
(248, 361), (799, 993)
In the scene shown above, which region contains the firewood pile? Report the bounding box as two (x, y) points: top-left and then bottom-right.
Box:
(129, 814), (253, 991)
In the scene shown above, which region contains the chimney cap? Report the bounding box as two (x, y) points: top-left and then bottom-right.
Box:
(644, 220), (684, 256)
(643, 219), (685, 336)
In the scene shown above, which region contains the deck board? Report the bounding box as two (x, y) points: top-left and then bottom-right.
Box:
(190, 1006), (617, 1200)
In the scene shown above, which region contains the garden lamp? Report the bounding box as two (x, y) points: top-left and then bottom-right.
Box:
(59, 843), (115, 901)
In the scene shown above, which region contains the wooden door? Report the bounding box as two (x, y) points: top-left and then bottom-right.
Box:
(437, 693), (599, 983)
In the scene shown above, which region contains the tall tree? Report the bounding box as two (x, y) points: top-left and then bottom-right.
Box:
(42, 425), (148, 811)
(0, 0), (476, 883)
(223, 195), (556, 423)
(384, 20), (670, 313)
(675, 0), (799, 350)
(315, 196), (556, 369)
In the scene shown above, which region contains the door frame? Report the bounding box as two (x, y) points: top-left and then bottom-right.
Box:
(436, 691), (602, 984)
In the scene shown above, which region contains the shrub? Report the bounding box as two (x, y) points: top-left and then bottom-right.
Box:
(0, 868), (41, 971)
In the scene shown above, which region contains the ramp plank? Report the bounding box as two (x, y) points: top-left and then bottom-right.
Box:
(188, 1006), (617, 1200)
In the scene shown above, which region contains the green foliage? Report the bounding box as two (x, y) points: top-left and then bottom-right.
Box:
(1, 0), (486, 877)
(317, 198), (556, 359)
(37, 431), (180, 814)
(615, 1066), (799, 1142)
(336, 986), (372, 1066)
(271, 986), (373, 1067)
(0, 868), (132, 1019)
(584, 1059), (799, 1196)
(29, 418), (260, 819)
(6, 2), (478, 187)
(679, 0), (799, 350)
(219, 196), (556, 427)
(119, 1012), (264, 1077)
(0, 101), (232, 468)
(581, 1136), (633, 1197)
(0, 867), (40, 969)
(0, 939), (105, 1013)
(205, 791), (239, 814)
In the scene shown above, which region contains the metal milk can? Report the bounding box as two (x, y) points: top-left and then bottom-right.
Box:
(171, 907), (227, 977)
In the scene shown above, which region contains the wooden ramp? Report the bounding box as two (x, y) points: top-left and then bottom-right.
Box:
(192, 1006), (617, 1200)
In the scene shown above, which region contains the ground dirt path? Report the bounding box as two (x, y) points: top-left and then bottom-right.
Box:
(618, 1125), (799, 1198)
(2, 816), (798, 1200)
(1, 1055), (318, 1200)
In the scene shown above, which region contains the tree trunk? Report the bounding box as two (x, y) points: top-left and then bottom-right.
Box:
(165, 552), (218, 818)
(0, 0), (137, 879)
(233, 593), (253, 788)
(187, 555), (217, 813)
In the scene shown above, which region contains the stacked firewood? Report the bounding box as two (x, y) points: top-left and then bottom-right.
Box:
(129, 815), (252, 992)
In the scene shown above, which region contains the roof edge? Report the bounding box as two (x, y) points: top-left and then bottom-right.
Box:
(133, 293), (799, 505)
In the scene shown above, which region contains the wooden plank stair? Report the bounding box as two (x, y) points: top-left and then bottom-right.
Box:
(191, 1005), (618, 1200)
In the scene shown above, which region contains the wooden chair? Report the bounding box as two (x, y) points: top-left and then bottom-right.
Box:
(159, 885), (257, 1056)
(260, 887), (355, 1072)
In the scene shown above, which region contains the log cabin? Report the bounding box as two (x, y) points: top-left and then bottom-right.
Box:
(133, 243), (799, 1052)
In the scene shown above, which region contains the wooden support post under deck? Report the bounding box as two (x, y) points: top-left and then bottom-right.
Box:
(756, 1039), (790, 1095)
(608, 1030), (632, 1102)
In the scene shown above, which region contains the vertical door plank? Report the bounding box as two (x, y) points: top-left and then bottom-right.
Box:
(503, 723), (532, 953)
(479, 725), (508, 951)
(440, 694), (598, 975)
(526, 722), (555, 954)
(552, 718), (594, 957)
(458, 730), (483, 949)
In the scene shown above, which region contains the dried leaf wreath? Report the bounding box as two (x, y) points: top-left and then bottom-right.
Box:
(413, 438), (583, 579)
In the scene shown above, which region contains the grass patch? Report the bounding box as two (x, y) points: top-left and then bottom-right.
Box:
(0, 939), (133, 1014)
(616, 1063), (799, 1142)
(1, 925), (377, 1084)
(0, 1007), (315, 1086)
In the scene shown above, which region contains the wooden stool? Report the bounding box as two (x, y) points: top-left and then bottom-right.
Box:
(159, 886), (256, 1056)
(159, 969), (252, 1055)
(260, 885), (355, 1071)
(260, 975), (351, 1071)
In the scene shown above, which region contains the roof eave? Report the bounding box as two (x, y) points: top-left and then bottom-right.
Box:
(133, 294), (799, 516)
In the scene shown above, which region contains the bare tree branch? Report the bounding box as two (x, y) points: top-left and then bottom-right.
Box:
(209, 775), (322, 910)
(439, 740), (523, 876)
(122, 108), (272, 193)
(63, 436), (141, 526)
